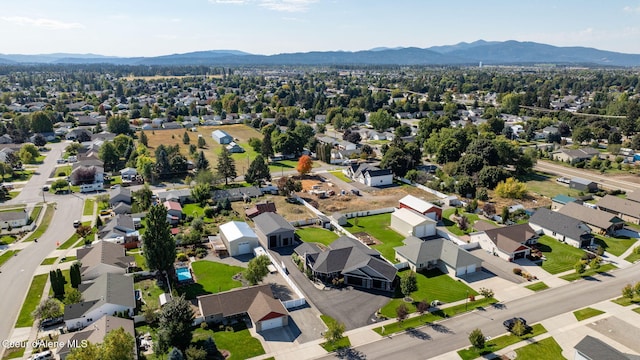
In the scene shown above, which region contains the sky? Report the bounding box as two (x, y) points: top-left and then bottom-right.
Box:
(1, 0), (640, 57)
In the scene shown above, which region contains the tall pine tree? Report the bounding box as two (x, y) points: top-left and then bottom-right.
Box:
(143, 204), (176, 274)
(216, 147), (236, 186)
(245, 155), (271, 186)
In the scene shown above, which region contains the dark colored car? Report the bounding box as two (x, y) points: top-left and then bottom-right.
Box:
(503, 317), (526, 331)
(40, 317), (64, 328)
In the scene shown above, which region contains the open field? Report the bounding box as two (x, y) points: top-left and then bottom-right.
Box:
(522, 171), (582, 199)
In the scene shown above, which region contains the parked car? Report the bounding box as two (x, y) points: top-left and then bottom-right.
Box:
(30, 350), (53, 360)
(56, 158), (67, 164)
(42, 186), (49, 191)
(503, 317), (527, 331)
(40, 317), (64, 328)
(73, 220), (81, 228)
(100, 209), (111, 216)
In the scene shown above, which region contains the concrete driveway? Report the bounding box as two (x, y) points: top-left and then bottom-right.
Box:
(271, 245), (391, 331)
(470, 248), (526, 284)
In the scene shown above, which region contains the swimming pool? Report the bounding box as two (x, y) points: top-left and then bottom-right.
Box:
(176, 267), (192, 282)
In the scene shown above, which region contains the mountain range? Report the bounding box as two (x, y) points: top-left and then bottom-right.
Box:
(2, 40), (640, 67)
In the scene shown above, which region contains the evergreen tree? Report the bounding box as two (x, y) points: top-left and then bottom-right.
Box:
(70, 262), (82, 289)
(143, 204), (176, 274)
(139, 130), (148, 147)
(197, 136), (206, 148)
(195, 151), (209, 171)
(203, 337), (220, 359)
(157, 295), (194, 353)
(216, 147), (236, 186)
(245, 155), (271, 186)
(167, 348), (184, 360)
(261, 132), (274, 158)
(182, 131), (190, 145)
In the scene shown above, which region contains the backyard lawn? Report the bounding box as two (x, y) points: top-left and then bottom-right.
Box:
(514, 337), (566, 360)
(178, 260), (244, 299)
(296, 227), (339, 246)
(442, 208), (480, 236)
(135, 279), (166, 310)
(536, 236), (585, 274)
(16, 274), (48, 327)
(593, 235), (637, 257)
(379, 269), (478, 318)
(457, 324), (547, 360)
(193, 323), (265, 360)
(573, 307), (604, 321)
(344, 213), (404, 262)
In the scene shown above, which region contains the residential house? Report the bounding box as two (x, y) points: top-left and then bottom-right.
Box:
(0, 134), (13, 144)
(398, 194), (442, 220)
(112, 202), (132, 215)
(157, 189), (192, 204)
(76, 241), (134, 281)
(163, 201), (183, 224)
(0, 209), (29, 229)
(56, 316), (136, 360)
(597, 195), (640, 225)
(119, 167), (138, 180)
(551, 194), (577, 210)
(66, 128), (92, 141)
(570, 178), (598, 192)
(70, 165), (104, 186)
(245, 201), (277, 218)
(212, 130), (233, 144)
(294, 236), (397, 291)
(98, 214), (137, 246)
(529, 208), (593, 248)
(162, 122), (183, 129)
(30, 132), (56, 142)
(573, 335), (631, 360)
(91, 132), (116, 142)
(226, 142), (245, 153)
(344, 163), (393, 187)
(253, 212), (295, 249)
(470, 224), (538, 261)
(76, 116), (100, 126)
(211, 186), (262, 203)
(552, 148), (600, 164)
(198, 284), (289, 332)
(109, 187), (132, 207)
(330, 212), (348, 226)
(219, 221), (260, 256)
(390, 208), (437, 238)
(63, 273), (135, 331)
(394, 237), (482, 276)
(557, 202), (624, 235)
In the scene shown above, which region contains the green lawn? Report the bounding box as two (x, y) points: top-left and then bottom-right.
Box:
(573, 307), (605, 321)
(15, 274), (48, 327)
(374, 297), (498, 335)
(2, 347), (25, 359)
(344, 213), (404, 262)
(633, 307), (640, 315)
(521, 171), (581, 198)
(0, 235), (16, 245)
(29, 204), (43, 224)
(514, 337), (566, 360)
(60, 256), (76, 263)
(625, 249), (640, 263)
(25, 203), (55, 242)
(183, 203), (205, 218)
(128, 250), (148, 271)
(380, 269), (478, 318)
(321, 337), (351, 352)
(329, 170), (352, 183)
(457, 324), (548, 360)
(0, 250), (19, 266)
(612, 296), (640, 306)
(560, 263), (617, 281)
(594, 235), (637, 257)
(193, 323), (265, 360)
(178, 260), (244, 299)
(58, 232), (81, 250)
(442, 208), (480, 235)
(296, 227), (339, 246)
(536, 236), (585, 274)
(525, 282), (549, 292)
(135, 279), (166, 310)
(53, 165), (72, 177)
(40, 257), (57, 265)
(83, 198), (95, 216)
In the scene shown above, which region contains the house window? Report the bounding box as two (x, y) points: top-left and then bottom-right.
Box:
(552, 232), (556, 236)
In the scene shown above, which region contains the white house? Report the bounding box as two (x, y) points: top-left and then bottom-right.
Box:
(219, 221), (260, 256)
(390, 208), (437, 238)
(344, 163), (393, 187)
(0, 210), (29, 229)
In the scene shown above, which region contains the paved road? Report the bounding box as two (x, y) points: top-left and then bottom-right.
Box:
(314, 263), (640, 360)
(0, 142), (82, 357)
(535, 160), (640, 193)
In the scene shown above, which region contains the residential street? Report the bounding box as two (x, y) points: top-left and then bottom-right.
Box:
(535, 160), (640, 193)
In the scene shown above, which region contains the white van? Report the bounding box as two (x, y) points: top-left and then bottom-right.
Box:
(31, 350), (53, 360)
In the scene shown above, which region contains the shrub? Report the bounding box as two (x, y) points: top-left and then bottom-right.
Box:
(200, 322), (208, 330)
(176, 253), (188, 262)
(469, 328), (485, 349)
(195, 248), (207, 258)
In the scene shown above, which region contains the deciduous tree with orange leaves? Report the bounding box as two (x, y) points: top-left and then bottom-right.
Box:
(296, 155), (313, 176)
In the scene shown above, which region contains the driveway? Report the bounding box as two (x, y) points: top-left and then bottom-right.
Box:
(271, 245), (391, 331)
(470, 248), (526, 284)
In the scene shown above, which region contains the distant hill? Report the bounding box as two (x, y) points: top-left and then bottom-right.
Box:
(3, 41), (640, 67)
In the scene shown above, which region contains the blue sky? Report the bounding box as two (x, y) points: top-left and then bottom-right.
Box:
(1, 0), (640, 57)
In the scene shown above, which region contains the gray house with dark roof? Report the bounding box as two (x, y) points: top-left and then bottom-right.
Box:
(395, 237), (482, 276)
(574, 335), (632, 360)
(470, 224), (538, 261)
(529, 208), (593, 248)
(558, 202), (624, 235)
(253, 212), (295, 249)
(76, 241), (134, 280)
(109, 187), (132, 206)
(294, 236), (397, 291)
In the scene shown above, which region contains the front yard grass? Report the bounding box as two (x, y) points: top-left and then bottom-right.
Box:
(40, 257), (57, 265)
(379, 269), (478, 318)
(0, 235), (17, 245)
(15, 274), (48, 327)
(193, 322), (265, 360)
(0, 250), (19, 266)
(178, 260), (244, 299)
(573, 307), (605, 321)
(633, 307), (640, 315)
(82, 198), (95, 216)
(25, 203), (55, 242)
(612, 295), (640, 306)
(457, 323), (547, 360)
(560, 263), (617, 281)
(60, 256), (76, 263)
(296, 227), (339, 246)
(344, 213), (404, 262)
(321, 337), (351, 352)
(625, 248), (640, 263)
(329, 170), (352, 183)
(536, 235), (585, 274)
(525, 282), (549, 292)
(594, 235), (637, 257)
(514, 337), (566, 360)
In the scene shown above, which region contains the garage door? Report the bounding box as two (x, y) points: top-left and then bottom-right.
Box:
(260, 317), (283, 331)
(456, 267), (466, 276)
(237, 242), (251, 255)
(466, 264), (476, 274)
(415, 225), (426, 238)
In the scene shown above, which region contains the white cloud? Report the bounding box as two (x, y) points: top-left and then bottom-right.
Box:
(259, 0), (318, 12)
(1, 16), (83, 30)
(624, 5), (640, 13)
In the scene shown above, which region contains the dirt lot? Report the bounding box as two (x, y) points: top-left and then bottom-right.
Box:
(230, 193), (316, 222)
(487, 190), (551, 210)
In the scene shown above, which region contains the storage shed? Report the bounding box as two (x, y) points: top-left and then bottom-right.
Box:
(219, 221), (259, 256)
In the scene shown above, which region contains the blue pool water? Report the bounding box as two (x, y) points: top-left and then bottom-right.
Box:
(176, 267), (192, 282)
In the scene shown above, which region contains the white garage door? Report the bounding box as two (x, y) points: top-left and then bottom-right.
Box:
(260, 317), (283, 331)
(237, 242), (251, 255)
(466, 264), (476, 274)
(456, 267), (466, 276)
(414, 225), (426, 238)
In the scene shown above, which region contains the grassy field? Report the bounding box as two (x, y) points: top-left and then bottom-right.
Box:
(525, 282), (549, 292)
(457, 324), (547, 360)
(593, 235), (637, 257)
(83, 198), (95, 216)
(536, 236), (585, 274)
(380, 269), (478, 318)
(15, 274), (48, 327)
(0, 250), (19, 266)
(192, 323), (265, 360)
(521, 171), (581, 198)
(573, 307), (605, 321)
(514, 337), (566, 360)
(329, 170), (352, 183)
(343, 213), (404, 262)
(560, 263), (616, 281)
(25, 203), (55, 242)
(296, 227), (339, 246)
(178, 260), (244, 299)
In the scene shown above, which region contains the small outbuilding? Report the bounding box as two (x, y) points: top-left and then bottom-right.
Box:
(570, 177), (598, 192)
(212, 130), (233, 144)
(399, 195), (442, 220)
(219, 221), (259, 256)
(390, 208), (437, 238)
